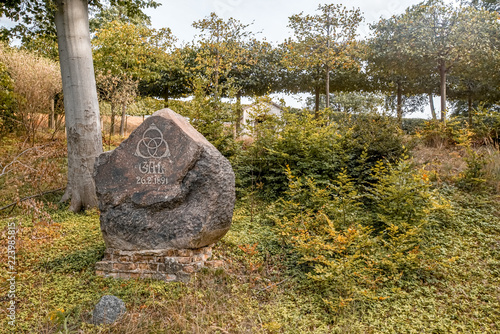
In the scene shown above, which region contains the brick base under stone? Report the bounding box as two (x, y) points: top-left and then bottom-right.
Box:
(95, 246), (220, 282)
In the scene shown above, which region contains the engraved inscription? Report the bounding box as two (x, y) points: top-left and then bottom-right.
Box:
(138, 161), (165, 174)
(135, 123), (171, 159)
(136, 176), (168, 185)
(136, 160), (168, 185)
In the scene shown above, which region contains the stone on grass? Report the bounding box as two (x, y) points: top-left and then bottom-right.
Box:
(92, 295), (126, 325)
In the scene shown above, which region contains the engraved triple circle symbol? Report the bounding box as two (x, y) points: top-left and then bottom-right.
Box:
(135, 123), (171, 159)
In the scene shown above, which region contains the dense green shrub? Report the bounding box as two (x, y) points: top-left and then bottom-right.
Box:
(468, 108), (500, 145)
(273, 160), (449, 311)
(401, 118), (426, 135)
(235, 110), (405, 199)
(170, 78), (240, 159)
(419, 118), (464, 147)
(419, 109), (500, 148)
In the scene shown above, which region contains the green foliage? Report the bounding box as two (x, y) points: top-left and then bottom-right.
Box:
(2, 132), (500, 332)
(306, 92), (384, 113)
(401, 118), (426, 135)
(457, 148), (488, 191)
(192, 13), (255, 97)
(126, 96), (165, 116)
(0, 0), (160, 45)
(420, 109), (500, 148)
(274, 160), (448, 310)
(285, 4), (363, 110)
(170, 77), (239, 159)
(468, 107), (500, 144)
(236, 110), (405, 199)
(419, 119), (464, 147)
(39, 245), (105, 274)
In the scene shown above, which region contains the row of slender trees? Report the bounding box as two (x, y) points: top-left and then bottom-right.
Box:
(1, 0), (498, 211)
(4, 0), (499, 121)
(94, 1), (499, 122)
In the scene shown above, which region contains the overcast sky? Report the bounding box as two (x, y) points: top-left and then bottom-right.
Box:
(143, 0), (455, 45)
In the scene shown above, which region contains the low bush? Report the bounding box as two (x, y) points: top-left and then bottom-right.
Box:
(235, 110), (405, 199)
(401, 118), (426, 135)
(469, 107), (500, 145)
(170, 78), (240, 160)
(419, 107), (500, 149)
(418, 118), (464, 148)
(273, 160), (450, 311)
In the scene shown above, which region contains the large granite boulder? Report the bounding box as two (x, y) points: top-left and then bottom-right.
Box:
(94, 108), (235, 250)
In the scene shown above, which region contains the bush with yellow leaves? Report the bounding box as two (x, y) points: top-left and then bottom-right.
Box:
(274, 160), (451, 311)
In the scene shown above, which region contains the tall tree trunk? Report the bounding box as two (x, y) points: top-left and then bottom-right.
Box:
(162, 88), (169, 108)
(235, 92), (242, 136)
(49, 97), (55, 129)
(396, 81), (403, 128)
(119, 103), (126, 137)
(325, 64), (330, 109)
(468, 95), (473, 127)
(314, 86), (320, 117)
(110, 104), (116, 137)
(439, 61), (447, 123)
(55, 0), (103, 212)
(214, 39), (220, 102)
(429, 93), (437, 120)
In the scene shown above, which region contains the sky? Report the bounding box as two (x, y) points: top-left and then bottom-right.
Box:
(143, 0), (457, 118)
(0, 0), (457, 117)
(143, 0), (436, 45)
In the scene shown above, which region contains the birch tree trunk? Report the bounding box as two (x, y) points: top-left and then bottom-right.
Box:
(55, 0), (103, 212)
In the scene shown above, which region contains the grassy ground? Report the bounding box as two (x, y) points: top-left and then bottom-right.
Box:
(1, 134), (499, 333)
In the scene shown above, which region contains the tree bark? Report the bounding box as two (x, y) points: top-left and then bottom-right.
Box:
(110, 104), (116, 137)
(314, 86), (320, 118)
(468, 95), (473, 127)
(235, 92), (242, 136)
(162, 88), (169, 108)
(396, 81), (403, 128)
(55, 0), (103, 212)
(429, 93), (436, 120)
(439, 60), (447, 123)
(325, 64), (330, 109)
(120, 102), (126, 137)
(49, 97), (55, 130)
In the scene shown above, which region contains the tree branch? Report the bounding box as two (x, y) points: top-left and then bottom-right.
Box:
(0, 145), (47, 178)
(0, 187), (66, 212)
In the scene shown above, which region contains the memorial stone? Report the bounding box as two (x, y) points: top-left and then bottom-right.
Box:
(94, 108), (235, 281)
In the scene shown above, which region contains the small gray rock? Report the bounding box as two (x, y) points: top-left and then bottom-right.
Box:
(92, 295), (126, 325)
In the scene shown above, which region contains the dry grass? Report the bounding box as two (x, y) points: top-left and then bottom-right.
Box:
(0, 44), (62, 144)
(410, 145), (467, 183)
(0, 132), (68, 211)
(410, 143), (500, 192)
(479, 145), (500, 192)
